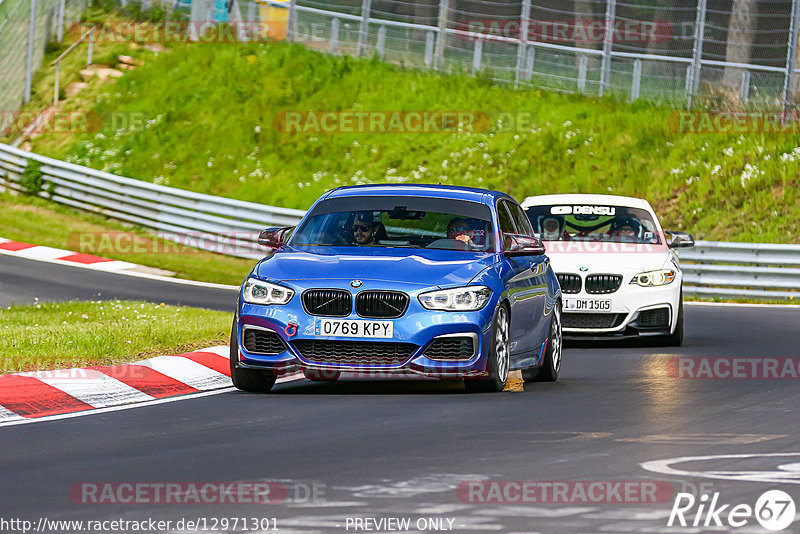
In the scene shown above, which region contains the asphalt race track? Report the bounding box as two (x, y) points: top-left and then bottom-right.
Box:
(2, 256), (800, 533)
(0, 254), (237, 311)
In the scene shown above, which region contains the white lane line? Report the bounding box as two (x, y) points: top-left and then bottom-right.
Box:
(136, 356), (232, 390)
(0, 387), (236, 428)
(0, 405), (24, 422)
(0, 373), (306, 428)
(19, 369), (155, 408)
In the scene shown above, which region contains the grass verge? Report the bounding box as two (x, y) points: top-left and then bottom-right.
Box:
(0, 192), (255, 285)
(13, 37), (800, 243)
(0, 299), (231, 374)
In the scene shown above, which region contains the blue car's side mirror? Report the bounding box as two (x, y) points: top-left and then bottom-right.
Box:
(258, 227), (294, 249)
(503, 233), (545, 256)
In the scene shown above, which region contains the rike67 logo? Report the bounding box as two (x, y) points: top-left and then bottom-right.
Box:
(668, 490), (796, 531)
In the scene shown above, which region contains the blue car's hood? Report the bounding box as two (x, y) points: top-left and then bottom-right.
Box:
(255, 246), (500, 288)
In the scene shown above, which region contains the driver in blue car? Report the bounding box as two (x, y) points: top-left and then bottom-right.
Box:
(351, 212), (386, 246)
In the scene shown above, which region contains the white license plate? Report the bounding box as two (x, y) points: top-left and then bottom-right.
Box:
(564, 298), (611, 311)
(314, 319), (393, 338)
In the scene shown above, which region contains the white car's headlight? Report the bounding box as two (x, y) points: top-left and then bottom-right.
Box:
(630, 269), (676, 287)
(418, 286), (491, 311)
(242, 278), (294, 305)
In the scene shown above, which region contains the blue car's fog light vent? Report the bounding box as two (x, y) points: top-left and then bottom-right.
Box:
(556, 273), (581, 294)
(243, 328), (287, 355)
(356, 291), (409, 318)
(585, 274), (622, 294)
(424, 336), (476, 361)
(292, 340), (417, 367)
(302, 289), (352, 316)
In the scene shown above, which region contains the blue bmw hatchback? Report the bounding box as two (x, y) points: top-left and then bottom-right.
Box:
(231, 184), (562, 393)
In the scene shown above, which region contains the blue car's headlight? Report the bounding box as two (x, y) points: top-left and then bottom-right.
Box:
(242, 278), (294, 305)
(630, 269), (676, 287)
(418, 286), (491, 311)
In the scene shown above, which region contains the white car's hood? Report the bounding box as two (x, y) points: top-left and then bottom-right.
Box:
(543, 242), (675, 277)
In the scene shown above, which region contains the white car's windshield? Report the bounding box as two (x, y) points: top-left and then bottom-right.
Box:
(525, 204), (662, 244)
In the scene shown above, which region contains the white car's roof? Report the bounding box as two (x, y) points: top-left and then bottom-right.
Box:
(521, 194), (652, 211)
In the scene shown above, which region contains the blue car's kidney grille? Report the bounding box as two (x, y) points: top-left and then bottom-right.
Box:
(356, 291), (409, 318)
(585, 274), (622, 294)
(243, 328), (287, 355)
(424, 336), (475, 360)
(291, 340), (417, 367)
(302, 289), (352, 317)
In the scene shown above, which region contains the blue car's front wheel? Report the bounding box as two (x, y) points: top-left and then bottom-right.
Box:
(524, 302), (562, 383)
(465, 304), (510, 393)
(230, 318), (277, 393)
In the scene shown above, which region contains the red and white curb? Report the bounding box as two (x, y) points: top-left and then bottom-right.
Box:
(0, 345), (301, 423)
(0, 237), (164, 275)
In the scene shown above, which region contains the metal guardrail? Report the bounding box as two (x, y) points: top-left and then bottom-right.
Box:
(1, 142), (799, 299)
(0, 142), (305, 259)
(679, 241), (800, 300)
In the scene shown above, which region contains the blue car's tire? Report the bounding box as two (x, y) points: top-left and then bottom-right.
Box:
(523, 301), (562, 383)
(229, 319), (277, 393)
(465, 304), (510, 393)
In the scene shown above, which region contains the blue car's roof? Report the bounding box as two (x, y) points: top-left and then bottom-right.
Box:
(323, 184), (515, 205)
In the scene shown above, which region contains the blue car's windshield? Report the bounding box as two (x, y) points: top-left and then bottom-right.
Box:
(291, 197), (496, 252)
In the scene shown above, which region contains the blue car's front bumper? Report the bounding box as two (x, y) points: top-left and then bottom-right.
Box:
(234, 279), (498, 378)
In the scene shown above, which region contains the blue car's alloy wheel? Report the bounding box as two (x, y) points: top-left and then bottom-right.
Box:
(525, 302), (562, 383)
(465, 304), (510, 393)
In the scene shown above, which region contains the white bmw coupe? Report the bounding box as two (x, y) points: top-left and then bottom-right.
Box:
(521, 194), (694, 345)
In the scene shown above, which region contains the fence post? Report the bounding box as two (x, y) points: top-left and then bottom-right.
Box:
(599, 0), (616, 96)
(740, 69), (750, 104)
(687, 0), (707, 107)
(57, 0), (65, 42)
(357, 0), (372, 56)
(54, 61), (60, 107)
(376, 25), (386, 58)
(87, 27), (93, 65)
(578, 54), (588, 93)
(330, 18), (340, 53)
(631, 58), (642, 100)
(424, 30), (435, 66)
(525, 46), (535, 81)
(25, 0), (36, 102)
(287, 0), (297, 42)
(514, 0), (531, 88)
(434, 0), (449, 70)
(472, 39), (482, 73)
(782, 0), (800, 117)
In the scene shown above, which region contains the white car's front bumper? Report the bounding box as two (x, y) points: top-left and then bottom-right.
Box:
(560, 276), (681, 338)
